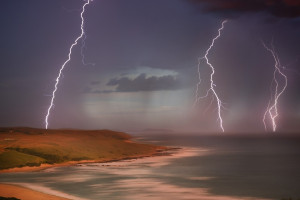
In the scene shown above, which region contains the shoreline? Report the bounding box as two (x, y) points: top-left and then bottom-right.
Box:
(0, 146), (176, 174)
(0, 147), (205, 200)
(0, 183), (70, 200)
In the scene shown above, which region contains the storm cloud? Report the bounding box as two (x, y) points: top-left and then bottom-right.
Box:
(104, 73), (185, 93)
(186, 0), (300, 18)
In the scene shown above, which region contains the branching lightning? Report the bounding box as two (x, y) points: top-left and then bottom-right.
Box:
(262, 41), (288, 132)
(195, 20), (227, 132)
(45, 0), (92, 129)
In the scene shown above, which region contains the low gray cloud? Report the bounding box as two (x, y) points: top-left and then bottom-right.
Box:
(88, 73), (186, 93)
(108, 73), (185, 92)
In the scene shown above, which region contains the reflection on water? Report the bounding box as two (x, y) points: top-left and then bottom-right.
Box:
(1, 134), (300, 200)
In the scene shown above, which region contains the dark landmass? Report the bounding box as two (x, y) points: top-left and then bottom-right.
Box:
(0, 127), (166, 172)
(0, 197), (20, 200)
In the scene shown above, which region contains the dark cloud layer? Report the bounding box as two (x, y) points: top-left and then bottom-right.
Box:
(96, 73), (184, 93)
(186, 0), (300, 18)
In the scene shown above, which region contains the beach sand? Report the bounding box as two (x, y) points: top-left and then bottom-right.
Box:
(0, 184), (70, 200)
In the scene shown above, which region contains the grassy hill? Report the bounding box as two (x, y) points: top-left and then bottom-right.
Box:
(0, 127), (164, 170)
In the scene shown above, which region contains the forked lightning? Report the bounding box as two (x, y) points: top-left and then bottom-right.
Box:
(262, 41), (288, 132)
(195, 20), (227, 132)
(45, 0), (92, 129)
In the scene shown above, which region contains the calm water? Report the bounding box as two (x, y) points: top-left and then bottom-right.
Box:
(1, 133), (300, 200)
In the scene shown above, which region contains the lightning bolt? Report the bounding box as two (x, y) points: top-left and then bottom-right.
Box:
(45, 0), (92, 129)
(195, 20), (227, 132)
(262, 41), (288, 132)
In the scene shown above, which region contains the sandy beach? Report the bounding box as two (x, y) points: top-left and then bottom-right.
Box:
(0, 184), (70, 200)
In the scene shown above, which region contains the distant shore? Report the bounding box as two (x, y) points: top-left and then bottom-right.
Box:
(0, 127), (169, 173)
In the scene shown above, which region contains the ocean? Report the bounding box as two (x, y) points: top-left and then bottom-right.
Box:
(1, 133), (300, 200)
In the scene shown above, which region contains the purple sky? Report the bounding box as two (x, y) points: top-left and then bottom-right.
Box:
(0, 0), (299, 133)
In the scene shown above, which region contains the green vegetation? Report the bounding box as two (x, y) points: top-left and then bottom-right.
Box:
(4, 147), (65, 164)
(0, 150), (44, 170)
(0, 127), (163, 170)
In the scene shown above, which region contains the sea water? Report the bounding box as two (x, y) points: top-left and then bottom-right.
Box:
(0, 133), (299, 200)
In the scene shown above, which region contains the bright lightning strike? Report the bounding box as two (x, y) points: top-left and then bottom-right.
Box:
(262, 41), (288, 132)
(195, 20), (227, 132)
(45, 0), (92, 129)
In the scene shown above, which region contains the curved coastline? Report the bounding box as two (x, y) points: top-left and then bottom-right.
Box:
(0, 146), (170, 173)
(0, 183), (70, 200)
(0, 127), (171, 199)
(0, 127), (170, 173)
(0, 147), (186, 200)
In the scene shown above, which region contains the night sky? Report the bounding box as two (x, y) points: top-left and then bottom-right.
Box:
(0, 0), (299, 133)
